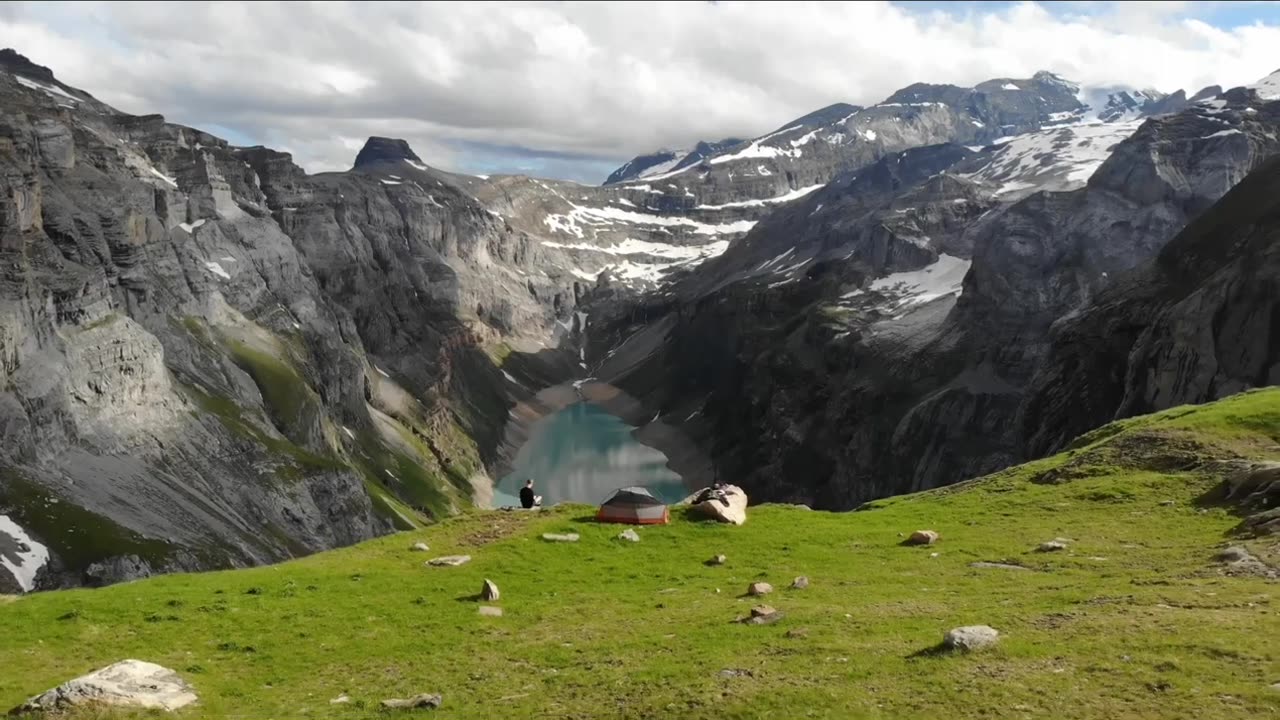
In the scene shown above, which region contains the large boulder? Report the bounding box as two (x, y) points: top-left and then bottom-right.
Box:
(13, 659), (197, 713)
(944, 625), (1000, 651)
(687, 485), (749, 525)
(905, 530), (939, 546)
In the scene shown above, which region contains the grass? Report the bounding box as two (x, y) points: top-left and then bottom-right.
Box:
(2, 390), (1278, 719)
(183, 382), (347, 482)
(80, 313), (120, 332)
(222, 338), (324, 446)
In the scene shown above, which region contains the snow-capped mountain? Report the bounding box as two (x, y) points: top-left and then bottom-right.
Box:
(1251, 68), (1280, 99)
(603, 138), (744, 185)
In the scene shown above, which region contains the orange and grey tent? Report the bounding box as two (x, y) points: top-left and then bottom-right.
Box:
(596, 486), (670, 525)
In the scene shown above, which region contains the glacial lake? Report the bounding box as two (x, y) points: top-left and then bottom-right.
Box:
(492, 402), (687, 508)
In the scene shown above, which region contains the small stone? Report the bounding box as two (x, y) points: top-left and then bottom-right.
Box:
(410, 542), (429, 552)
(1159, 500), (1176, 507)
(330, 694), (351, 705)
(541, 533), (579, 543)
(1270, 682), (1280, 692)
(748, 582), (773, 596)
(784, 628), (809, 639)
(718, 668), (754, 678)
(929, 552), (940, 558)
(426, 555), (471, 567)
(790, 576), (809, 589)
(738, 605), (783, 625)
(617, 529), (640, 542)
(380, 693), (443, 710)
(1217, 546), (1249, 562)
(480, 579), (500, 602)
(1038, 541), (1069, 552)
(944, 625), (1000, 651)
(906, 530), (938, 546)
(706, 554), (727, 566)
(478, 606), (503, 617)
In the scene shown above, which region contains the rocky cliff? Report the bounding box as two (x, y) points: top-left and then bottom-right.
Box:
(1021, 153), (1280, 456)
(0, 51), (577, 589)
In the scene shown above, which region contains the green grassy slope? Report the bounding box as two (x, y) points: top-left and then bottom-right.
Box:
(2, 390), (1278, 719)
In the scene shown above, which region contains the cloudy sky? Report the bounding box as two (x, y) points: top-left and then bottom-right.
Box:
(2, 1), (1278, 183)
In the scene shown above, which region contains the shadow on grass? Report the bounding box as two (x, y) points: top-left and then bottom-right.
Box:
(905, 643), (952, 659)
(454, 594), (484, 603)
(1193, 461), (1279, 537)
(676, 506), (720, 523)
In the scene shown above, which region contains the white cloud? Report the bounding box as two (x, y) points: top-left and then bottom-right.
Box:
(0, 1), (1277, 182)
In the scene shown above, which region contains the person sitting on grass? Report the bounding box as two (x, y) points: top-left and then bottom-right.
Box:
(519, 479), (542, 509)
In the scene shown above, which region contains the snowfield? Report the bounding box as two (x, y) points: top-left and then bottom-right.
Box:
(543, 202), (756, 239)
(962, 120), (1141, 197)
(842, 254), (971, 311)
(0, 514), (50, 592)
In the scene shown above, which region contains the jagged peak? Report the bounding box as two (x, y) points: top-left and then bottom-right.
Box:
(1032, 70), (1079, 89)
(0, 48), (57, 84)
(353, 137), (423, 169)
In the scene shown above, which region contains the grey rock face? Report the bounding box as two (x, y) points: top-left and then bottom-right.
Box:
(1020, 148), (1280, 459)
(480, 578), (500, 601)
(617, 528), (640, 542)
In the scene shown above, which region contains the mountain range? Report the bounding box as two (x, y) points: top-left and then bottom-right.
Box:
(1, 45), (1277, 592)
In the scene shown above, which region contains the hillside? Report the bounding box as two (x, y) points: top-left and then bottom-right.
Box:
(3, 389), (1277, 719)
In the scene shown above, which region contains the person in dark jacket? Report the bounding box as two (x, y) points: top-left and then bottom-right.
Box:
(519, 479), (541, 509)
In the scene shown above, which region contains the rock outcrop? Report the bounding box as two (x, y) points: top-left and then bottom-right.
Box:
(12, 659), (197, 713)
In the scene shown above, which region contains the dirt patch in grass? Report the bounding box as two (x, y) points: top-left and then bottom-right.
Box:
(456, 510), (542, 547)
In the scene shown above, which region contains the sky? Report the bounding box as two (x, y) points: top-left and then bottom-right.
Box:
(1, 1), (1278, 184)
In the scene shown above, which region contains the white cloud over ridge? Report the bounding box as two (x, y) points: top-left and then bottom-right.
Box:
(1, 1), (1277, 182)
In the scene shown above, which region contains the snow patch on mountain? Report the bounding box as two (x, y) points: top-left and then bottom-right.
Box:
(710, 139), (802, 164)
(14, 75), (79, 103)
(696, 184), (824, 210)
(543, 237), (728, 260)
(962, 120), (1141, 197)
(543, 203), (756, 238)
(203, 261), (232, 280)
(1249, 69), (1280, 100)
(0, 514), (50, 592)
(842, 254), (970, 311)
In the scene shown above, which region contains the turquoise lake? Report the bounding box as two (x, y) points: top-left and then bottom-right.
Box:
(493, 402), (687, 508)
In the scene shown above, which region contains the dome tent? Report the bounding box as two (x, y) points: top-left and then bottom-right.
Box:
(596, 486), (670, 525)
